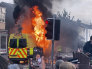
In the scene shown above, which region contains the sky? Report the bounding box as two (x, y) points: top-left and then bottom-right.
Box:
(52, 0), (92, 23)
(0, 0), (14, 4)
(0, 0), (92, 23)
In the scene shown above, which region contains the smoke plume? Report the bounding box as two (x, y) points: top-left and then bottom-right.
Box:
(13, 0), (52, 20)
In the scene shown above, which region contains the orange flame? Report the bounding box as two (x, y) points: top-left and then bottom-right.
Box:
(22, 6), (51, 53)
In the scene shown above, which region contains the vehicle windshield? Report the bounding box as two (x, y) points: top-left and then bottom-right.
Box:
(19, 39), (27, 48)
(10, 39), (17, 48)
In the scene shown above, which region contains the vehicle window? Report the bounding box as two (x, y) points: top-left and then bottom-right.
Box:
(19, 39), (27, 48)
(10, 39), (17, 48)
(1, 36), (6, 49)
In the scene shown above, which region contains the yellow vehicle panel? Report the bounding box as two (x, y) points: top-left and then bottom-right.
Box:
(8, 33), (35, 59)
(9, 48), (27, 58)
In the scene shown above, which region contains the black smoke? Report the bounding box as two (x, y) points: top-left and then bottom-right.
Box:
(13, 5), (21, 22)
(14, 0), (52, 8)
(13, 0), (52, 20)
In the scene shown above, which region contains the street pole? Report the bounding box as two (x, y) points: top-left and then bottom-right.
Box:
(51, 15), (55, 69)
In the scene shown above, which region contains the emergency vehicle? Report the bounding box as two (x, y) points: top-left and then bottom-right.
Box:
(8, 33), (43, 64)
(8, 33), (34, 64)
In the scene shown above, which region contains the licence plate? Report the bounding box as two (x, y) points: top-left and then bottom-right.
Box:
(9, 55), (17, 58)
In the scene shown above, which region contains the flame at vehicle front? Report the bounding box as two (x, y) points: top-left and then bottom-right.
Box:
(22, 6), (51, 54)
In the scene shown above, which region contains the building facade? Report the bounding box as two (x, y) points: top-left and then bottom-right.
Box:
(0, 6), (8, 54)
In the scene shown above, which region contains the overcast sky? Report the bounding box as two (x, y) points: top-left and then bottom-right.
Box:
(53, 0), (92, 23)
(0, 0), (14, 4)
(0, 0), (92, 23)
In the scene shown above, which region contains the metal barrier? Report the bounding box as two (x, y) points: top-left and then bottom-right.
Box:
(73, 52), (91, 69)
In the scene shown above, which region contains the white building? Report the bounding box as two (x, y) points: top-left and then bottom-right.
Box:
(0, 6), (8, 54)
(0, 6), (6, 29)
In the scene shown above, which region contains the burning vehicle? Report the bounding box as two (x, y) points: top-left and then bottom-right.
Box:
(8, 33), (43, 64)
(8, 0), (52, 64)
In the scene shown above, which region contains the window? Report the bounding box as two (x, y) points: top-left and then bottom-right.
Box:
(0, 7), (6, 23)
(0, 14), (1, 22)
(0, 14), (5, 23)
(0, 19), (1, 22)
(2, 14), (5, 19)
(0, 7), (1, 13)
(1, 8), (6, 14)
(19, 39), (27, 48)
(1, 36), (6, 49)
(2, 19), (5, 23)
(10, 39), (17, 48)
